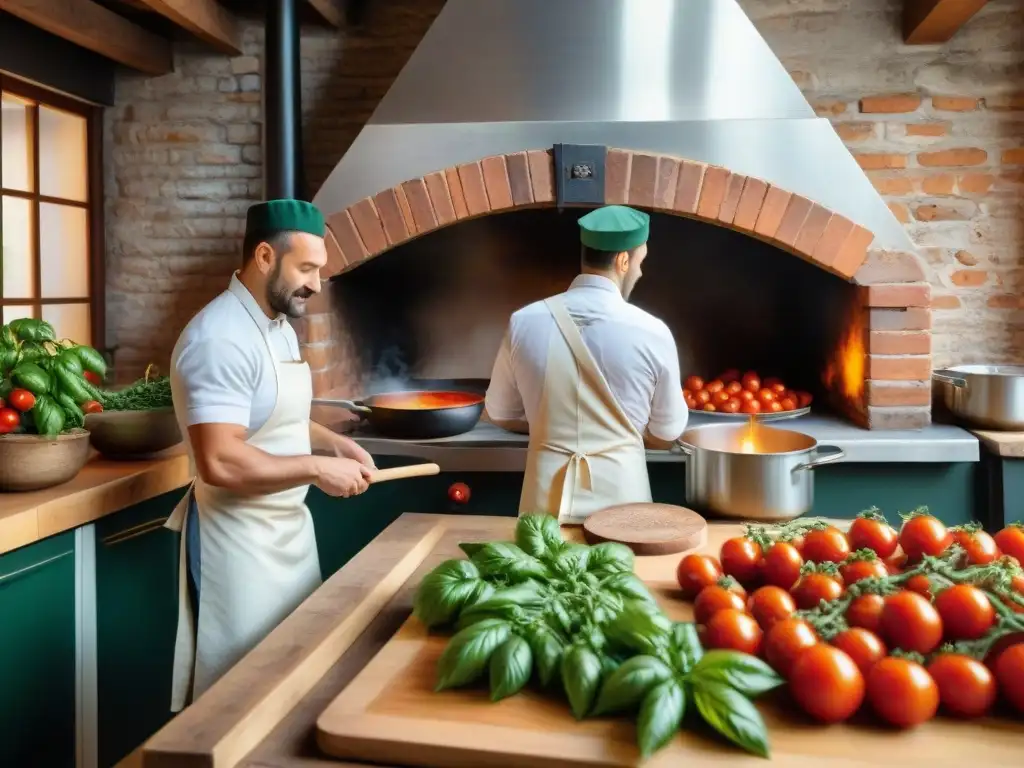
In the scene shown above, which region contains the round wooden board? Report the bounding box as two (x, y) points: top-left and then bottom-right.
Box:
(583, 503), (708, 556)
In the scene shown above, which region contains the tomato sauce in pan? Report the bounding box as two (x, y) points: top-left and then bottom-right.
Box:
(369, 391), (483, 410)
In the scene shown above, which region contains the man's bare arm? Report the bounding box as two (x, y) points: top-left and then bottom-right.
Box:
(189, 422), (321, 494)
(489, 416), (530, 435)
(643, 430), (677, 451)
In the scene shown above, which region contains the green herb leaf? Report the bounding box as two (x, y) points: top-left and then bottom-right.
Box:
(523, 623), (563, 687)
(52, 364), (91, 405)
(546, 599), (575, 636)
(600, 572), (657, 604)
(690, 650), (784, 698)
(55, 392), (84, 429)
(435, 619), (512, 691)
(458, 542), (487, 558)
(32, 394), (65, 436)
(471, 542), (550, 582)
(11, 362), (51, 396)
(592, 655), (673, 716)
(586, 541), (634, 575)
(514, 514), (564, 559)
(637, 679), (685, 758)
(412, 559), (484, 628)
(550, 543), (591, 577)
(74, 345), (106, 376)
(489, 635), (533, 701)
(604, 602), (673, 656)
(0, 324), (16, 349)
(693, 682), (770, 758)
(670, 621), (704, 674)
(560, 644), (603, 720)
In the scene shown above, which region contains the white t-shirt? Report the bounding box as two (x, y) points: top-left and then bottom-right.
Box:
(170, 273), (301, 436)
(485, 274), (689, 441)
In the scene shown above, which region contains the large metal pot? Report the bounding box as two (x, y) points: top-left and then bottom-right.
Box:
(933, 365), (1024, 431)
(675, 424), (845, 522)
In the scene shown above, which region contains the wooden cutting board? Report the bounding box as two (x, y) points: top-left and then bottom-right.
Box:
(582, 502), (707, 555)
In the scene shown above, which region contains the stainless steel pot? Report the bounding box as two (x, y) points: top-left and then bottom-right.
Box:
(675, 424), (846, 522)
(933, 365), (1024, 431)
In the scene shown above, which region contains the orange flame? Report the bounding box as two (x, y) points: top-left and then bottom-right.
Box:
(824, 301), (866, 408)
(738, 416), (758, 453)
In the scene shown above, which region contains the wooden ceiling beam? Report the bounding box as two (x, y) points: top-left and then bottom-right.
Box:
(903, 0), (989, 44)
(307, 0), (343, 27)
(0, 0), (173, 74)
(134, 0), (243, 55)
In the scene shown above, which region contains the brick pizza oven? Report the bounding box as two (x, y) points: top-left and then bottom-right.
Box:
(300, 0), (933, 431)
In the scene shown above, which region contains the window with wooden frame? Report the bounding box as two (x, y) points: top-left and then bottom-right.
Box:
(0, 74), (104, 348)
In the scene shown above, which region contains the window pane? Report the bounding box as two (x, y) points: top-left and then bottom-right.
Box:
(38, 105), (87, 202)
(39, 203), (89, 298)
(1, 93), (34, 192)
(1, 196), (34, 299)
(42, 303), (90, 345)
(2, 305), (35, 324)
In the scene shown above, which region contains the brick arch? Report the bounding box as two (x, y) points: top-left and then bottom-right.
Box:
(325, 147), (881, 283)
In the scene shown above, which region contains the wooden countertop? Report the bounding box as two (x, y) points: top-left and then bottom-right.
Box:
(969, 428), (1024, 458)
(0, 445), (191, 555)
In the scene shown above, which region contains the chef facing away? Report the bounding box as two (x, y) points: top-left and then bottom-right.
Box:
(485, 205), (689, 524)
(166, 199), (376, 711)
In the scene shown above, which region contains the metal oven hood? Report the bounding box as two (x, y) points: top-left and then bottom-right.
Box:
(313, 0), (914, 252)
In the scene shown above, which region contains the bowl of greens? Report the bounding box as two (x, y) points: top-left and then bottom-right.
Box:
(86, 367), (182, 459)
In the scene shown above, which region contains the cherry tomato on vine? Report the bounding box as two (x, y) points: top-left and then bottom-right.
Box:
(884, 553), (907, 575)
(759, 542), (803, 590)
(764, 618), (818, 677)
(747, 586), (796, 631)
(927, 653), (997, 718)
(846, 594), (886, 634)
(720, 536), (763, 587)
(839, 556), (888, 585)
(82, 400), (103, 414)
(831, 628), (886, 676)
(904, 574), (933, 599)
(994, 643), (1024, 714)
(848, 515), (898, 558)
(867, 656), (939, 728)
(935, 584), (995, 640)
(899, 513), (953, 562)
(676, 554), (723, 599)
(83, 370), (102, 385)
(789, 644), (865, 723)
(801, 527), (851, 564)
(880, 591), (943, 654)
(0, 408), (19, 434)
(7, 388), (35, 412)
(994, 524), (1024, 565)
(704, 608), (763, 655)
(693, 584), (746, 625)
(791, 572), (844, 610)
(950, 526), (1000, 566)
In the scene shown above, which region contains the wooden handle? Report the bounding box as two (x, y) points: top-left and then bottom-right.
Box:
(368, 463), (441, 484)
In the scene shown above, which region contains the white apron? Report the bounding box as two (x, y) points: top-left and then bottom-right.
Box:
(519, 295), (652, 524)
(164, 317), (321, 712)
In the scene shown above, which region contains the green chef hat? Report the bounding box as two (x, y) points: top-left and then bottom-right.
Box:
(578, 205), (650, 252)
(245, 199), (325, 242)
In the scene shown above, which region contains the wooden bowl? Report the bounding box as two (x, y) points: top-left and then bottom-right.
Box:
(85, 407), (182, 459)
(0, 430), (92, 492)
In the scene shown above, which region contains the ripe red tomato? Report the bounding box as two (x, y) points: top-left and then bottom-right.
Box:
(740, 399), (762, 415)
(764, 618), (818, 677)
(802, 527), (851, 564)
(760, 542), (803, 590)
(846, 594), (886, 634)
(884, 553), (907, 574)
(794, 391), (813, 408)
(831, 628), (886, 676)
(447, 482), (470, 504)
(756, 388), (776, 406)
(741, 372), (761, 392)
(693, 585), (746, 625)
(994, 643), (1024, 713)
(994, 525), (1024, 565)
(8, 388), (36, 412)
(83, 370), (102, 385)
(778, 397), (797, 411)
(0, 407), (20, 434)
(684, 375), (705, 392)
(880, 591), (943, 654)
(839, 557), (888, 585)
(791, 572), (844, 610)
(705, 379), (725, 394)
(676, 554), (723, 599)
(82, 400), (103, 414)
(720, 398), (741, 414)
(725, 380), (743, 395)
(704, 609), (763, 655)
(934, 584), (995, 640)
(904, 574), (933, 599)
(867, 656), (939, 728)
(712, 390), (731, 405)
(950, 526), (1000, 566)
(927, 653), (997, 718)
(747, 586), (796, 631)
(848, 515), (898, 558)
(720, 537), (762, 587)
(789, 644), (865, 723)
(899, 514), (953, 562)
(684, 392), (697, 409)
(694, 389), (712, 405)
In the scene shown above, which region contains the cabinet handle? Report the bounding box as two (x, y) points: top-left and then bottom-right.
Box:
(102, 517), (170, 547)
(0, 549), (74, 586)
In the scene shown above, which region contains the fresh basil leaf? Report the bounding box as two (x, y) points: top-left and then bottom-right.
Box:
(693, 681), (770, 758)
(560, 644), (603, 720)
(637, 679), (685, 758)
(435, 619), (512, 691)
(412, 559), (483, 628)
(690, 650), (784, 698)
(514, 514), (564, 559)
(592, 655), (673, 716)
(587, 541), (634, 575)
(523, 624), (563, 687)
(546, 599), (575, 636)
(604, 602), (673, 656)
(601, 572), (657, 604)
(472, 542), (550, 582)
(459, 542), (487, 557)
(456, 602), (528, 631)
(600, 654), (621, 679)
(489, 635), (533, 701)
(550, 543), (591, 576)
(455, 581), (547, 629)
(469, 580), (496, 605)
(670, 621), (704, 674)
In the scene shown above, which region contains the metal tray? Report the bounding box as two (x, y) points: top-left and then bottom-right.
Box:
(687, 406), (811, 422)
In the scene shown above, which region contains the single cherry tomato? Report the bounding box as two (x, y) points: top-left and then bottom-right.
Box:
(762, 376), (783, 389)
(927, 653), (997, 718)
(712, 390), (731, 405)
(684, 375), (705, 392)
(899, 514), (953, 562)
(82, 400), (103, 414)
(741, 372), (761, 392)
(848, 515), (899, 558)
(935, 584), (995, 640)
(720, 398), (742, 414)
(725, 380), (743, 395)
(994, 524), (1024, 565)
(694, 389), (712, 405)
(995, 643), (1024, 713)
(447, 482), (470, 504)
(684, 393), (697, 410)
(719, 369), (740, 384)
(83, 370), (102, 385)
(720, 537), (762, 587)
(740, 399), (762, 415)
(792, 573), (844, 610)
(0, 407), (20, 434)
(950, 526), (1000, 566)
(7, 388), (35, 412)
(840, 556), (889, 585)
(702, 403), (717, 412)
(880, 591), (943, 654)
(738, 389), (755, 402)
(778, 397), (797, 411)
(831, 628), (886, 676)
(705, 379), (725, 394)
(846, 594), (886, 634)
(802, 527), (851, 564)
(747, 586), (796, 631)
(704, 609), (763, 655)
(757, 388), (776, 406)
(693, 584), (746, 625)
(904, 573), (933, 599)
(789, 644), (865, 723)
(769, 383), (788, 396)
(676, 554), (723, 599)
(767, 401), (783, 413)
(760, 541), (803, 590)
(867, 656), (938, 728)
(795, 391), (813, 408)
(764, 618), (818, 677)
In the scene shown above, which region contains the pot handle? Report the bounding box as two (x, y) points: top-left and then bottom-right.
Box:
(933, 369), (967, 388)
(792, 445), (845, 473)
(311, 398), (373, 415)
(671, 440), (693, 456)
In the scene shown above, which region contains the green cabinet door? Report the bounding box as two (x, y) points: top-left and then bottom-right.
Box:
(0, 532), (77, 768)
(95, 488), (186, 768)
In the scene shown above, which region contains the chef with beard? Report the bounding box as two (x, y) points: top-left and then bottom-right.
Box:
(165, 199), (376, 710)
